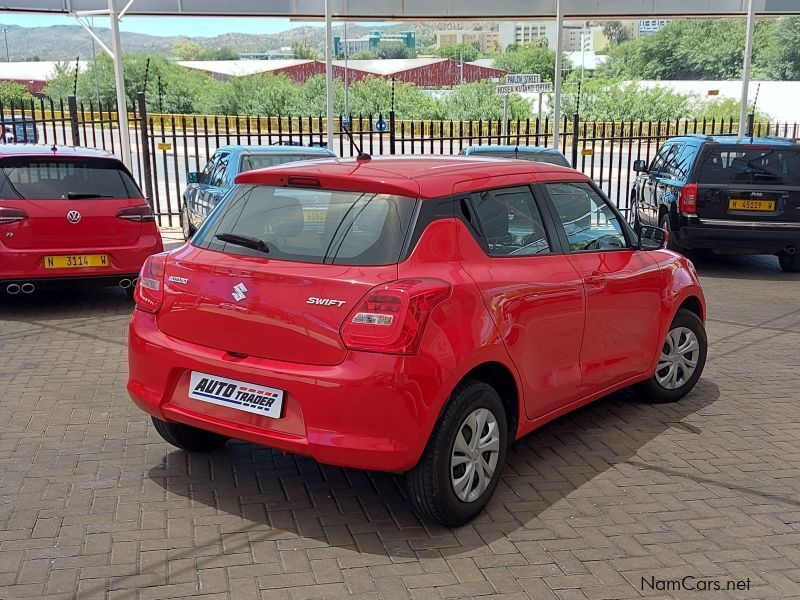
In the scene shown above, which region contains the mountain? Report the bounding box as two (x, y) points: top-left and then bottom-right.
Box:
(0, 21), (498, 61)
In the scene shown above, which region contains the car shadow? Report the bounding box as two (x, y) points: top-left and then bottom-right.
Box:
(689, 251), (799, 281)
(146, 379), (721, 560)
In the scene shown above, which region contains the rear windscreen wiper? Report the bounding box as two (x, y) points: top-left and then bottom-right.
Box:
(215, 232), (270, 254)
(67, 192), (113, 199)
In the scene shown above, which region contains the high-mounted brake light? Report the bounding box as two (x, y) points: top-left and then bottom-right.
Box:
(287, 176), (321, 188)
(341, 278), (451, 355)
(679, 183), (698, 214)
(0, 207), (28, 224)
(117, 204), (155, 222)
(134, 252), (168, 313)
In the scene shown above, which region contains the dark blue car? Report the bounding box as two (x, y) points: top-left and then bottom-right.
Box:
(182, 145), (336, 239)
(631, 135), (800, 272)
(460, 145), (571, 168)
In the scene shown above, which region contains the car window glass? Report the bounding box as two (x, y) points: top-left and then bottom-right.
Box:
(672, 144), (695, 180)
(698, 147), (800, 185)
(195, 185), (416, 266)
(661, 144), (684, 178)
(649, 144), (672, 173)
(0, 157), (141, 199)
(209, 153), (230, 188)
(201, 154), (218, 184)
(546, 182), (628, 252)
(472, 186), (551, 256)
(241, 154), (324, 172)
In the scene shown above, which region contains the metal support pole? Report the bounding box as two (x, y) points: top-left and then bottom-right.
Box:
(344, 21), (349, 121)
(108, 0), (132, 168)
(738, 0), (756, 139)
(324, 0), (334, 150)
(501, 94), (509, 140)
(552, 0), (564, 149)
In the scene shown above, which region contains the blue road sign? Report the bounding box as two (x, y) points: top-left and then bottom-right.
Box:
(375, 118), (387, 132)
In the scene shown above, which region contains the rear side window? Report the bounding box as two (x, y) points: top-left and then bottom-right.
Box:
(241, 154), (327, 172)
(0, 157), (142, 199)
(698, 146), (800, 186)
(195, 185), (417, 266)
(472, 186), (551, 256)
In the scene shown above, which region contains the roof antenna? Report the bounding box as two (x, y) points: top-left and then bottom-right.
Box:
(342, 122), (370, 162)
(750, 82), (761, 144)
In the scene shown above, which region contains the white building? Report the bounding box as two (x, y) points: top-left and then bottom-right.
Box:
(499, 21), (598, 52)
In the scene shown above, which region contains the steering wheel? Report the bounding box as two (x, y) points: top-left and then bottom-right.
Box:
(584, 234), (624, 251)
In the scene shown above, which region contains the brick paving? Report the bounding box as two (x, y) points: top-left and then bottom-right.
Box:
(1, 253), (800, 600)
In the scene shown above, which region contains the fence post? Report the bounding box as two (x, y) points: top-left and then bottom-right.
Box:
(67, 96), (81, 147)
(746, 113), (755, 137)
(137, 92), (155, 208)
(571, 113), (580, 167)
(389, 110), (396, 155)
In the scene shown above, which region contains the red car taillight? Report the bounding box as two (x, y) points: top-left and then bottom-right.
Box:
(117, 204), (155, 222)
(0, 207), (28, 224)
(679, 184), (698, 214)
(134, 252), (168, 313)
(341, 278), (451, 355)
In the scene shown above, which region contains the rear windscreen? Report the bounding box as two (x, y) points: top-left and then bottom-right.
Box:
(0, 157), (143, 199)
(474, 151), (570, 167)
(194, 185), (417, 266)
(698, 146), (800, 186)
(241, 154), (327, 172)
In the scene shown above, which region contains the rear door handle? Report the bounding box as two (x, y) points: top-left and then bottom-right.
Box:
(584, 272), (606, 286)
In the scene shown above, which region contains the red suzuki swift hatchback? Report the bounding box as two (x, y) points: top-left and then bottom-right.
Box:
(128, 156), (707, 525)
(0, 145), (162, 295)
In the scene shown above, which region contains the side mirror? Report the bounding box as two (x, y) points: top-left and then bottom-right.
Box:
(633, 159), (647, 173)
(639, 225), (669, 251)
(187, 171), (200, 184)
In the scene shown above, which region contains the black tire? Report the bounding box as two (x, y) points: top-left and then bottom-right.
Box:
(151, 417), (228, 451)
(405, 380), (508, 526)
(630, 193), (641, 234)
(636, 309), (707, 403)
(778, 252), (800, 273)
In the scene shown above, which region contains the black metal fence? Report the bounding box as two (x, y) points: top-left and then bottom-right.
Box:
(2, 95), (798, 227)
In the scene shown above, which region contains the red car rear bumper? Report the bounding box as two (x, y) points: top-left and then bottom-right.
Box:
(0, 234), (163, 282)
(127, 309), (455, 472)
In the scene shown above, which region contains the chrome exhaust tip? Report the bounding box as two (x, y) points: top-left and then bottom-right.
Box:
(20, 283), (35, 294)
(131, 278), (138, 289)
(119, 278), (132, 289)
(6, 283), (20, 295)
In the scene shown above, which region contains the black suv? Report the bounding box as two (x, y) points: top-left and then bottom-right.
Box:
(631, 135), (800, 272)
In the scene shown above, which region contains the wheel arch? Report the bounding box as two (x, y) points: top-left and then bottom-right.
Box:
(450, 361), (521, 443)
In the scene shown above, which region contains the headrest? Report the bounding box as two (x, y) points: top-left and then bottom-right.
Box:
(265, 196), (304, 238)
(477, 197), (509, 240)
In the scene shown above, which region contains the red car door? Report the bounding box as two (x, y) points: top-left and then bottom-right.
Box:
(542, 181), (665, 393)
(456, 185), (586, 420)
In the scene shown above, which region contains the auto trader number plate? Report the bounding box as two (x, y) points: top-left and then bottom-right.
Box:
(44, 254), (109, 269)
(728, 199), (775, 212)
(189, 371), (284, 419)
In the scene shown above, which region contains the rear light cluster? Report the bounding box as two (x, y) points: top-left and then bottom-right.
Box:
(341, 278), (451, 355)
(117, 205), (156, 222)
(134, 252), (168, 313)
(679, 183), (698, 214)
(0, 207), (28, 224)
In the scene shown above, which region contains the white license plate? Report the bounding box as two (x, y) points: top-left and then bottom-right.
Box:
(188, 371), (284, 419)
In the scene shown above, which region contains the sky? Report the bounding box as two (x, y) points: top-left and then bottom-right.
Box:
(0, 14), (337, 37)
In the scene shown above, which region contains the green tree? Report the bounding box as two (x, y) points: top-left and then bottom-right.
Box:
(376, 42), (413, 59)
(436, 43), (479, 62)
(291, 42), (320, 60)
(761, 17), (800, 80)
(0, 82), (35, 105)
(600, 21), (633, 46)
(494, 44), (557, 81)
(171, 40), (204, 60)
(559, 78), (692, 120)
(440, 80), (531, 120)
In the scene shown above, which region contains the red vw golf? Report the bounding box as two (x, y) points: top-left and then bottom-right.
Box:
(0, 145), (162, 295)
(128, 156), (707, 525)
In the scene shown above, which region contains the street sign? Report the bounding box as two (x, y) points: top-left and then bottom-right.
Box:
(375, 117), (387, 132)
(581, 148), (594, 156)
(495, 82), (553, 95)
(506, 73), (542, 84)
(157, 142), (172, 151)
